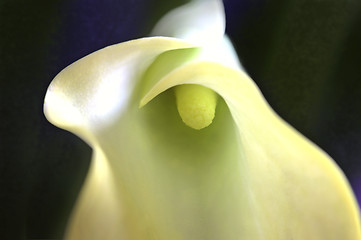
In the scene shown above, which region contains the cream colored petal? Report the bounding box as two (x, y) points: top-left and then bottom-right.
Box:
(141, 61), (361, 239)
(44, 38), (248, 239)
(45, 40), (361, 239)
(151, 0), (225, 46)
(44, 37), (194, 145)
(44, 8), (361, 238)
(65, 147), (126, 240)
(64, 82), (247, 239)
(89, 93), (245, 239)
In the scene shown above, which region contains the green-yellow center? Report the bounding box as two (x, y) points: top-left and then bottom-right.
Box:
(174, 84), (218, 130)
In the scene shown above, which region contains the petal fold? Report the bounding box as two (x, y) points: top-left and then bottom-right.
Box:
(44, 37), (194, 145)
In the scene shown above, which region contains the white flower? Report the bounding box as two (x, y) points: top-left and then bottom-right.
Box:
(44, 0), (361, 239)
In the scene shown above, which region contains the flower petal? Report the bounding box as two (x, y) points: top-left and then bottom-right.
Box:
(141, 61), (361, 239)
(151, 0), (225, 46)
(44, 37), (194, 145)
(45, 37), (248, 239)
(64, 78), (248, 239)
(45, 36), (361, 239)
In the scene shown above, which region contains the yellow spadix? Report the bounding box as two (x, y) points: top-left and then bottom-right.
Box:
(175, 84), (217, 130)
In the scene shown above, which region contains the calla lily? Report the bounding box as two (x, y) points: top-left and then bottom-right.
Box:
(44, 0), (361, 239)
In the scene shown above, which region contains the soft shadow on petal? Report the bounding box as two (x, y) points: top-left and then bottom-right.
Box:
(92, 91), (245, 239)
(141, 61), (361, 239)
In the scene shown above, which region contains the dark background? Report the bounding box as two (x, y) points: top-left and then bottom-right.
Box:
(1, 0), (360, 239)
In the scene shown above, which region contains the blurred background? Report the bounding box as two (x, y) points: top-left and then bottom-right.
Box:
(1, 0), (360, 239)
